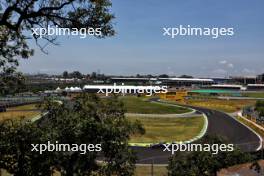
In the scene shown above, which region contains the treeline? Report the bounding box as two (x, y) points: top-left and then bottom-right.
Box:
(61, 71), (108, 80)
(27, 71), (194, 79)
(60, 71), (194, 79)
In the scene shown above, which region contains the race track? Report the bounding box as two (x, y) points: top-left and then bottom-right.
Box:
(133, 99), (261, 164)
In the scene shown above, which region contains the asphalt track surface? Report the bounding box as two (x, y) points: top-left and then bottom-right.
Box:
(132, 99), (261, 164)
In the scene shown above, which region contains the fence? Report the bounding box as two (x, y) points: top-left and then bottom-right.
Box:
(0, 96), (43, 108)
(243, 106), (264, 125)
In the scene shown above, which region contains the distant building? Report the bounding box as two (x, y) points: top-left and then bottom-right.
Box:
(247, 84), (264, 91)
(210, 84), (244, 90)
(110, 77), (154, 85)
(159, 78), (214, 87)
(211, 77), (233, 84)
(231, 76), (258, 85)
(110, 77), (214, 87)
(257, 73), (264, 83)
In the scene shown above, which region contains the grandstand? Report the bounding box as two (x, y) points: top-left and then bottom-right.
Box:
(247, 84), (264, 91)
(210, 84), (244, 90)
(110, 77), (214, 87)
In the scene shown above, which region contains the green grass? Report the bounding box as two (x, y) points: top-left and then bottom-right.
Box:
(186, 99), (256, 113)
(128, 116), (204, 143)
(135, 166), (167, 176)
(7, 104), (39, 111)
(0, 104), (41, 121)
(120, 96), (191, 114)
(242, 92), (264, 98)
(0, 169), (10, 176)
(162, 99), (256, 113)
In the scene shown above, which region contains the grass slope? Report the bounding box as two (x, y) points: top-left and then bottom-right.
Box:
(135, 166), (167, 176)
(242, 92), (264, 98)
(184, 99), (256, 113)
(128, 116), (204, 143)
(120, 96), (191, 114)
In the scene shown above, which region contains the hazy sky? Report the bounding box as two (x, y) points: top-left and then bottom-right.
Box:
(19, 0), (264, 77)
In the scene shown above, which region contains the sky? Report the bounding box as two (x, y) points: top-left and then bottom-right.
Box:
(18, 0), (264, 77)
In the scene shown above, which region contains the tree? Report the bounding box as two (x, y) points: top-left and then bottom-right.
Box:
(0, 0), (114, 51)
(257, 73), (264, 83)
(62, 71), (69, 78)
(70, 71), (83, 79)
(136, 74), (141, 78)
(0, 0), (115, 91)
(91, 72), (97, 79)
(255, 100), (264, 118)
(158, 74), (169, 78)
(0, 120), (54, 176)
(167, 135), (253, 176)
(0, 94), (144, 175)
(179, 75), (193, 78)
(256, 100), (264, 111)
(0, 71), (25, 95)
(259, 108), (264, 118)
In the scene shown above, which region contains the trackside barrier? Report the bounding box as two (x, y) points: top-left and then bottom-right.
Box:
(0, 96), (43, 108)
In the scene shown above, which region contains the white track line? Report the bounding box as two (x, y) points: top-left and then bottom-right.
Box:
(236, 112), (263, 151)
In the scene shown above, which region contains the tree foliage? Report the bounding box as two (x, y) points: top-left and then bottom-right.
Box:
(0, 0), (115, 93)
(0, 121), (55, 175)
(0, 94), (144, 176)
(167, 135), (253, 176)
(255, 100), (264, 117)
